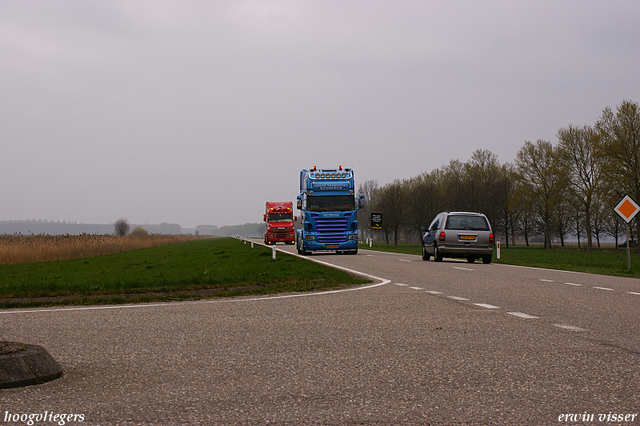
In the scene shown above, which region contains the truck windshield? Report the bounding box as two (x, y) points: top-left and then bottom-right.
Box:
(307, 195), (354, 212)
(267, 213), (293, 222)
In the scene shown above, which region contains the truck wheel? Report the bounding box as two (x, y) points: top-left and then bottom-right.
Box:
(297, 239), (308, 255)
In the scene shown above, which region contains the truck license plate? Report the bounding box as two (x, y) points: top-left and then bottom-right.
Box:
(327, 244), (339, 248)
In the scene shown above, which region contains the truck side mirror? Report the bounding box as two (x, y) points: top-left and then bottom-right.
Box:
(294, 216), (298, 222)
(263, 214), (267, 222)
(358, 194), (365, 209)
(296, 196), (302, 210)
(420, 227), (426, 233)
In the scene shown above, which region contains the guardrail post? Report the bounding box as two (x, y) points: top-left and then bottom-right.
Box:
(251, 241), (254, 248)
(272, 245), (276, 260)
(497, 241), (501, 259)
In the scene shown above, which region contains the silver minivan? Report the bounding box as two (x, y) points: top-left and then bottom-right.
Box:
(421, 211), (494, 263)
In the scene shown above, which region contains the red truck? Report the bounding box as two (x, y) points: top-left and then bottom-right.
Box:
(263, 201), (297, 245)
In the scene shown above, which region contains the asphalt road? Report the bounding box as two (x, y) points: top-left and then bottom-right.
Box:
(0, 243), (638, 425)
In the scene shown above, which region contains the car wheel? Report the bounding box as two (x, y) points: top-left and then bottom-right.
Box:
(422, 245), (430, 261)
(434, 244), (443, 262)
(482, 255), (492, 264)
(467, 256), (475, 263)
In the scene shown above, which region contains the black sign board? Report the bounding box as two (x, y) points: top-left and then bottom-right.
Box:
(371, 213), (383, 230)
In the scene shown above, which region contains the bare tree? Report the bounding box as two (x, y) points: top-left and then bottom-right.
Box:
(515, 140), (569, 249)
(404, 172), (441, 240)
(374, 179), (406, 246)
(357, 179), (379, 241)
(596, 100), (640, 252)
(114, 218), (130, 236)
(557, 124), (603, 250)
(494, 163), (517, 247)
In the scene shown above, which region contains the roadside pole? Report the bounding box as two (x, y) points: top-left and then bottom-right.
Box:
(625, 222), (631, 270)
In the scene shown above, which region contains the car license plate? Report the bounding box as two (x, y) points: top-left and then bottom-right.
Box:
(460, 235), (476, 240)
(327, 244), (339, 248)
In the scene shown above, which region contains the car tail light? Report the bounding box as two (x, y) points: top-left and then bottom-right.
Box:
(489, 233), (494, 244)
(439, 231), (445, 242)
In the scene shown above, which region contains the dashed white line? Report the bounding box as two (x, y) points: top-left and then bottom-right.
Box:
(410, 287), (424, 290)
(554, 324), (587, 332)
(395, 283), (409, 286)
(539, 279), (555, 283)
(629, 292), (640, 296)
(593, 286), (614, 291)
(448, 296), (469, 301)
(474, 303), (500, 309)
(426, 291), (443, 295)
(453, 267), (474, 271)
(398, 259), (412, 263)
(508, 312), (539, 319)
(564, 282), (582, 286)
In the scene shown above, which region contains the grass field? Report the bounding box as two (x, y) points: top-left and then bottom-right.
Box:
(0, 238), (369, 309)
(0, 233), (199, 265)
(359, 241), (640, 278)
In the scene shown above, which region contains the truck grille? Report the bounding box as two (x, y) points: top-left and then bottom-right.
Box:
(316, 217), (348, 243)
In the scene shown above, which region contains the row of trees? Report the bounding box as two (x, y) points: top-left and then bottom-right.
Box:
(359, 100), (640, 250)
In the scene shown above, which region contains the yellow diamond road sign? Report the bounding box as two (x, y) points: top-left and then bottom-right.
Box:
(614, 195), (640, 223)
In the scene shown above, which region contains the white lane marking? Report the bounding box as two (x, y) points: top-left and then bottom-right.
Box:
(564, 282), (582, 286)
(426, 291), (443, 295)
(593, 286), (614, 291)
(539, 279), (555, 283)
(399, 259), (412, 263)
(494, 263), (583, 275)
(629, 292), (640, 296)
(453, 267), (474, 271)
(508, 312), (539, 319)
(554, 324), (587, 332)
(410, 287), (424, 290)
(474, 303), (500, 309)
(395, 283), (409, 286)
(448, 296), (469, 301)
(366, 255), (375, 257)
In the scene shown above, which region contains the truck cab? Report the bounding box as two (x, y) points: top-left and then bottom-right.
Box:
(263, 202), (296, 245)
(296, 166), (364, 255)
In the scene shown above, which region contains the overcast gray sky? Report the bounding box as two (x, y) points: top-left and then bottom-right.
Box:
(2, 1), (639, 229)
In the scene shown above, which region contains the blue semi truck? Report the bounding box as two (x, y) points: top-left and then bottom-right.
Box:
(296, 166), (364, 255)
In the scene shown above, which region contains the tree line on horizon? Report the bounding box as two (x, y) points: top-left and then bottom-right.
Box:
(358, 100), (640, 250)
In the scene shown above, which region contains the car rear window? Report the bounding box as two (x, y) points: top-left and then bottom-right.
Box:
(445, 215), (489, 231)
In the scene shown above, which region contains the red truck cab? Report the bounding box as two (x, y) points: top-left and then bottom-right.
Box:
(264, 201), (297, 245)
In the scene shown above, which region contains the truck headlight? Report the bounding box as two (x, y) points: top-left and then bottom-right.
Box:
(348, 234), (358, 240)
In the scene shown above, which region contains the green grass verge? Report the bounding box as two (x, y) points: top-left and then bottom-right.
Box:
(359, 242), (640, 278)
(0, 238), (369, 309)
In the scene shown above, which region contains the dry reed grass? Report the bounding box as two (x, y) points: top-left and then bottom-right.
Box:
(0, 234), (201, 265)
